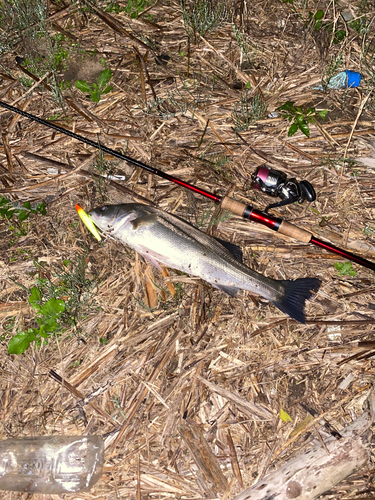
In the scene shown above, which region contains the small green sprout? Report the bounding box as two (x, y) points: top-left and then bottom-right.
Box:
(334, 261), (357, 276)
(276, 101), (328, 138)
(75, 68), (113, 103)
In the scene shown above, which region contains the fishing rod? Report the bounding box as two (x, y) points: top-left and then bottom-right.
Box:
(1, 99), (374, 272)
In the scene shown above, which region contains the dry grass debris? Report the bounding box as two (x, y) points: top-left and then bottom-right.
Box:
(0, 0), (375, 498)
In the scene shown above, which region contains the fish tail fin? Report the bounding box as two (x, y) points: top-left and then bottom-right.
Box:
(270, 278), (321, 324)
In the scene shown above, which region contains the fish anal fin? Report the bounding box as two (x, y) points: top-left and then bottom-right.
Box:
(212, 283), (240, 297)
(131, 214), (157, 230)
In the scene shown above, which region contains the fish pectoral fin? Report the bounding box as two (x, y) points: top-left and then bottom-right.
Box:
(212, 283), (240, 297)
(138, 250), (163, 270)
(131, 214), (158, 230)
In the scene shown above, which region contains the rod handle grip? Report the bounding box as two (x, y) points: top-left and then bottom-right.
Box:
(278, 220), (312, 243)
(221, 196), (246, 216)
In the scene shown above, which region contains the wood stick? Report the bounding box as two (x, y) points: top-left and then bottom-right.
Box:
(233, 391), (375, 500)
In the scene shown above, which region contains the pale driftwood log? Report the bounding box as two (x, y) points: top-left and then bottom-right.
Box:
(233, 392), (375, 500)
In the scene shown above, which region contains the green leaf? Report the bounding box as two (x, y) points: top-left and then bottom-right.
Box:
(299, 120), (310, 137)
(334, 30), (346, 42)
(36, 203), (47, 215)
(8, 329), (36, 354)
(245, 81), (252, 89)
(102, 85), (112, 94)
(335, 262), (344, 270)
(29, 287), (41, 309)
(40, 298), (65, 319)
(90, 90), (101, 103)
(18, 211), (29, 221)
(277, 101), (295, 112)
(75, 80), (92, 93)
(38, 324), (50, 338)
(314, 19), (323, 31)
(335, 261), (356, 276)
(296, 114), (305, 124)
(280, 408), (293, 423)
(0, 197), (10, 207)
(288, 123), (299, 136)
(319, 109), (328, 119)
(97, 68), (112, 89)
(314, 10), (324, 20)
(37, 298), (65, 333)
(24, 201), (31, 210)
(130, 11), (138, 18)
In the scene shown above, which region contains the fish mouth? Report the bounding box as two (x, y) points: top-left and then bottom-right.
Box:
(88, 206), (136, 234)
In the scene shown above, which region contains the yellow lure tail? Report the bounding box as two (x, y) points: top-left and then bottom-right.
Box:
(75, 204), (102, 241)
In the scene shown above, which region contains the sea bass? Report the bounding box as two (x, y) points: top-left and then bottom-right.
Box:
(89, 203), (320, 323)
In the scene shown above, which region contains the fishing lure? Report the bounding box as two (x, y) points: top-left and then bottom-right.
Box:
(75, 204), (102, 241)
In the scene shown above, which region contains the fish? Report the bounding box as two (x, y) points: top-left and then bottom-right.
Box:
(89, 203), (321, 323)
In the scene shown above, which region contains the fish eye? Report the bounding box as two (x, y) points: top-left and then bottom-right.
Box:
(100, 206), (107, 212)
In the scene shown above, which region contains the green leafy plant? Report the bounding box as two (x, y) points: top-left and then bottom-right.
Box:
(334, 261), (357, 276)
(8, 287), (65, 354)
(181, 0), (228, 42)
(8, 256), (98, 354)
(0, 197), (46, 221)
(232, 91), (267, 132)
(276, 101), (328, 138)
(308, 10), (346, 44)
(75, 68), (113, 103)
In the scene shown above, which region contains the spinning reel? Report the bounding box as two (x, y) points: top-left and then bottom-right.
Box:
(251, 165), (316, 212)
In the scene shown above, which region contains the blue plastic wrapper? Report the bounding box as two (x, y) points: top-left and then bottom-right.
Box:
(313, 70), (361, 90)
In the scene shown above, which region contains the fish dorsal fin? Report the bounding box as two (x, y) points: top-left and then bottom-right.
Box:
(130, 214), (158, 230)
(214, 238), (243, 262)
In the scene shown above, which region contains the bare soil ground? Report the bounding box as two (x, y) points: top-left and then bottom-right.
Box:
(1, 0), (375, 498)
